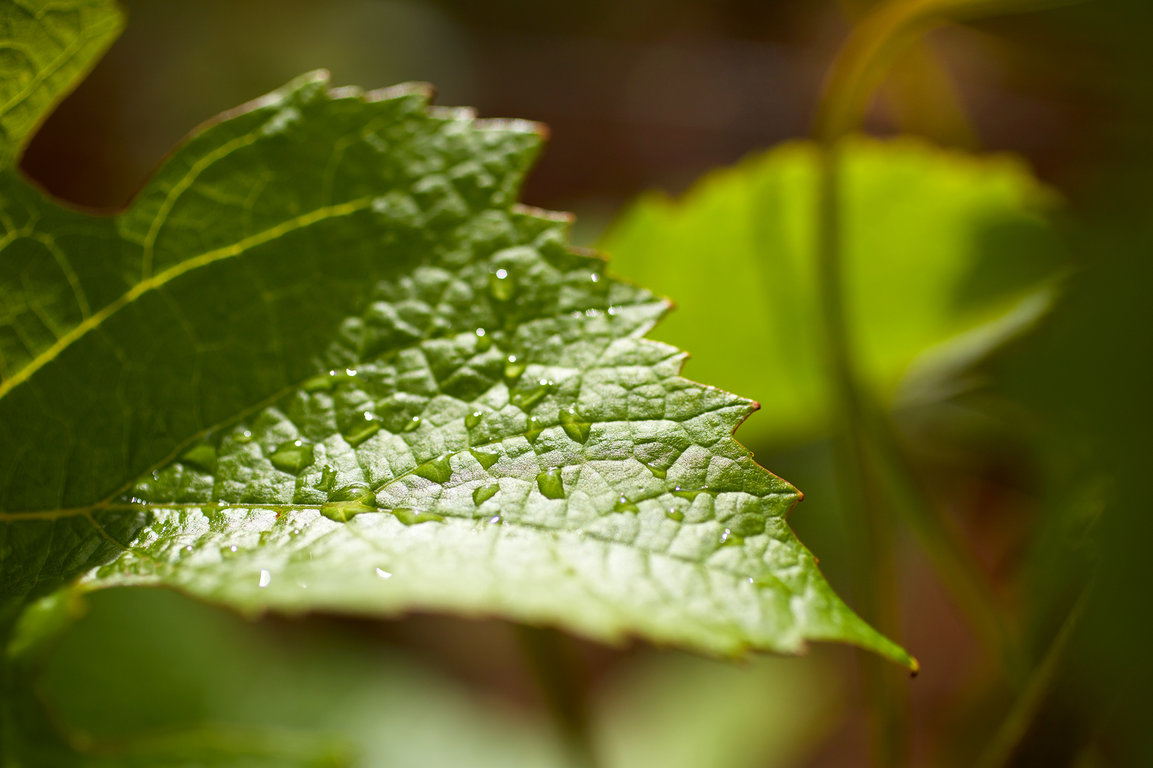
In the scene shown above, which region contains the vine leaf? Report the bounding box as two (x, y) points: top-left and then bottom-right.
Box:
(0, 1), (912, 668)
(600, 140), (1064, 449)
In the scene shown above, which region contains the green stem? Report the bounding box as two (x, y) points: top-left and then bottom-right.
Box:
(817, 137), (909, 768)
(814, 0), (1085, 690)
(811, 2), (1085, 762)
(516, 625), (598, 768)
(976, 591), (1088, 768)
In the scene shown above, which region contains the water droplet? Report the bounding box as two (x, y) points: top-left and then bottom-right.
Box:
(183, 545), (193, 553)
(328, 483), (371, 503)
(229, 545), (239, 553)
(320, 500), (375, 522)
(392, 508), (444, 526)
(179, 443), (217, 473)
(511, 378), (552, 411)
(342, 414), (382, 447)
(525, 416), (545, 443)
(235, 430), (254, 444)
(671, 486), (709, 501)
(666, 508), (684, 522)
(558, 407), (590, 443)
(645, 462), (667, 479)
(375, 567), (393, 579)
(590, 273), (601, 283)
(504, 355), (526, 382)
(402, 415), (422, 432)
(474, 328), (492, 352)
(465, 410), (483, 429)
(614, 495), (639, 514)
(473, 482), (500, 505)
(313, 465), (338, 493)
(269, 439), (315, 474)
(537, 467), (565, 499)
(607, 306), (618, 317)
(258, 569), (271, 588)
(719, 528), (744, 547)
(303, 373), (336, 392)
(470, 448), (500, 469)
(414, 454), (453, 484)
(488, 268), (514, 301)
(488, 515), (502, 524)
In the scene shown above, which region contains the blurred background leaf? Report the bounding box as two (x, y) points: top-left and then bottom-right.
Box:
(599, 136), (1063, 449)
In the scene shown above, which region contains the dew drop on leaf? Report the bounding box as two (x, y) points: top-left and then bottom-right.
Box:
(488, 268), (513, 301)
(537, 467), (564, 499)
(558, 407), (591, 443)
(614, 495), (639, 514)
(473, 482), (500, 505)
(269, 439), (315, 474)
(470, 448), (500, 469)
(392, 508), (444, 526)
(414, 454), (453, 484)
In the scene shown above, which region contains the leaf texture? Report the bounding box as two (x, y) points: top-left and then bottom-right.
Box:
(0, 3), (912, 666)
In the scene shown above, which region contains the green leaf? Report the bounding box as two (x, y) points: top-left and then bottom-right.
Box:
(599, 139), (1064, 449)
(0, 5), (911, 668)
(0, 0), (122, 165)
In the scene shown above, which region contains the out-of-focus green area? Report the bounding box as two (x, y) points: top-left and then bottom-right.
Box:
(601, 136), (1063, 448)
(15, 0), (1153, 766)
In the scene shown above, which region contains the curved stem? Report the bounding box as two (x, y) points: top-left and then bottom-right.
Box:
(976, 591), (1088, 768)
(516, 625), (598, 768)
(811, 0), (1085, 763)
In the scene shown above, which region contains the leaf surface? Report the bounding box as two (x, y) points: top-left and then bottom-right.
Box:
(599, 140), (1063, 449)
(0, 4), (911, 667)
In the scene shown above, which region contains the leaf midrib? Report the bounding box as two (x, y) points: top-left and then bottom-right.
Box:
(0, 195), (377, 398)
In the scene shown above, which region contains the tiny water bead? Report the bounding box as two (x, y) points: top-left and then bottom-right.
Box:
(302, 373), (336, 393)
(558, 407), (591, 444)
(473, 482), (500, 505)
(470, 448), (500, 469)
(375, 567), (393, 579)
(671, 485), (709, 501)
(503, 355), (526, 382)
(474, 327), (492, 352)
(537, 467), (565, 499)
(258, 569), (271, 588)
(269, 439), (314, 474)
(313, 465), (338, 493)
(511, 378), (553, 411)
(614, 495), (639, 514)
(402, 415), (422, 432)
(465, 410), (484, 429)
(665, 508), (685, 522)
(719, 528), (745, 547)
(524, 416), (545, 443)
(392, 508), (444, 525)
(342, 411), (383, 447)
(414, 454), (453, 484)
(488, 268), (514, 301)
(319, 499), (376, 522)
(644, 461), (667, 480)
